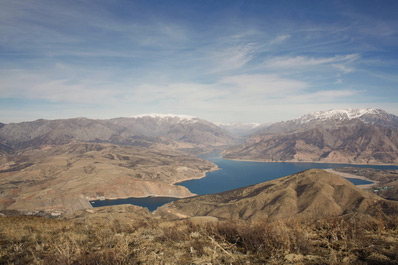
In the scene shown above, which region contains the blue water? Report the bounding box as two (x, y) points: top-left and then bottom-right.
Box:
(90, 153), (398, 211)
(345, 178), (372, 185)
(178, 153), (397, 195)
(90, 196), (179, 211)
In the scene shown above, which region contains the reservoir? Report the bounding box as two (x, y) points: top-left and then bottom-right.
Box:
(178, 153), (396, 195)
(90, 153), (398, 210)
(90, 196), (179, 212)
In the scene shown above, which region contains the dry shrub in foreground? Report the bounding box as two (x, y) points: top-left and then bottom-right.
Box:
(203, 218), (310, 259)
(1, 213), (398, 264)
(0, 216), (139, 265)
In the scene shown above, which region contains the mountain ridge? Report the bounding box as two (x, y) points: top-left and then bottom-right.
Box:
(0, 115), (235, 152)
(224, 108), (398, 164)
(298, 108), (386, 123)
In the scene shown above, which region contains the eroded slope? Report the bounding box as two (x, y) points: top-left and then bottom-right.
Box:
(0, 142), (216, 215)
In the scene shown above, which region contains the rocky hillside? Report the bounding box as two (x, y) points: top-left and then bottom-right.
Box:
(224, 108), (398, 164)
(0, 142), (217, 215)
(0, 114), (234, 151)
(156, 169), (398, 222)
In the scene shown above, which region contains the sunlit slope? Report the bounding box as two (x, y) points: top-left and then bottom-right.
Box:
(0, 142), (216, 214)
(157, 169), (397, 221)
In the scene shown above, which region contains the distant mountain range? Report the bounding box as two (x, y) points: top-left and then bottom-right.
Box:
(255, 108), (398, 135)
(224, 108), (398, 164)
(0, 114), (235, 152)
(214, 122), (263, 137)
(1, 108), (398, 164)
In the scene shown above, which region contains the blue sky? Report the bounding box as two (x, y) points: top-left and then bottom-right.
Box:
(1, 0), (398, 123)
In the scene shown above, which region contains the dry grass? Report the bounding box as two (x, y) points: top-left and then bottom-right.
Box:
(1, 213), (398, 264)
(0, 216), (139, 264)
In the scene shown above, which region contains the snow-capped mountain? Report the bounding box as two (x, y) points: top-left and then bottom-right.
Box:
(224, 108), (398, 164)
(297, 108), (384, 124)
(132, 114), (199, 123)
(255, 108), (398, 135)
(215, 122), (262, 137)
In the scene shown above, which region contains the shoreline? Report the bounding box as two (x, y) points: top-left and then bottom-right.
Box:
(171, 164), (220, 185)
(90, 194), (190, 201)
(90, 156), (393, 203)
(223, 157), (398, 166)
(90, 165), (220, 202)
(90, 189), (197, 202)
(324, 168), (379, 189)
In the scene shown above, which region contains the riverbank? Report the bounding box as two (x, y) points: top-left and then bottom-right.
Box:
(223, 156), (398, 166)
(171, 164), (219, 185)
(324, 168), (378, 189)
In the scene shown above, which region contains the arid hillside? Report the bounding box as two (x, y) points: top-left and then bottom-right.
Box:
(1, 174), (398, 265)
(0, 142), (216, 215)
(156, 169), (398, 222)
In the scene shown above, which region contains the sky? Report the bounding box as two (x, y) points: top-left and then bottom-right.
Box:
(1, 0), (398, 124)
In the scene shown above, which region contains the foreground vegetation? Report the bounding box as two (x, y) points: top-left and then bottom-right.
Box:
(1, 209), (398, 264)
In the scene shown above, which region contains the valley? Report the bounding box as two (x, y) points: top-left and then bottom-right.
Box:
(1, 109), (398, 264)
(3, 0), (398, 262)
(0, 109), (398, 264)
(1, 109), (398, 216)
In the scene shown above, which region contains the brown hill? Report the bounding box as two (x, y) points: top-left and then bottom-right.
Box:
(0, 142), (216, 215)
(156, 169), (397, 222)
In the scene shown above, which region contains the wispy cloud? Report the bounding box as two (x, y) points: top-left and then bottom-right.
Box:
(210, 44), (256, 72)
(0, 1), (397, 123)
(219, 74), (307, 96)
(289, 89), (360, 103)
(264, 54), (359, 69)
(269, 34), (290, 45)
(0, 68), (118, 104)
(332, 64), (354, 74)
